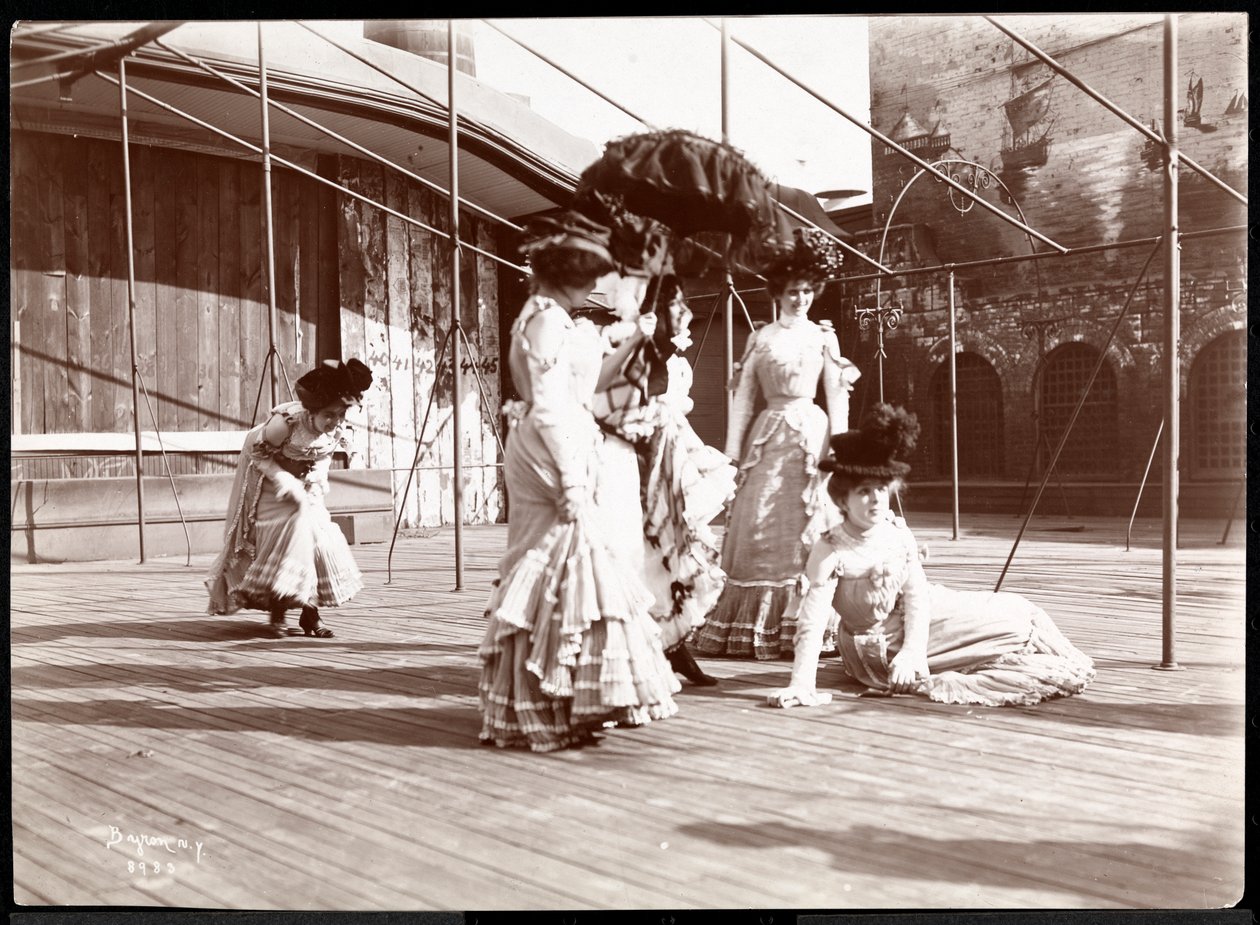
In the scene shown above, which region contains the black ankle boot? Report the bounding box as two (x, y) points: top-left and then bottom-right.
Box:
(299, 605), (334, 638)
(666, 642), (719, 686)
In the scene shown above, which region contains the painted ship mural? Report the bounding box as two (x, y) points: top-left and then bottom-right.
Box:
(1001, 74), (1055, 170)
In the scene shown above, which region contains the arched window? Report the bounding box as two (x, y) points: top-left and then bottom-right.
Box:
(1037, 342), (1119, 477)
(929, 352), (1004, 477)
(1188, 329), (1246, 478)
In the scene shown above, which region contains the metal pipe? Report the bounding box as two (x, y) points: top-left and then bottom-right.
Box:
(449, 20), (465, 591)
(258, 23), (280, 408)
(985, 15), (1246, 208)
(1157, 15), (1182, 670)
(709, 19), (1068, 254)
(1126, 418), (1163, 552)
(721, 18), (735, 435)
(293, 20), (449, 111)
(119, 58), (146, 563)
(153, 38), (522, 233)
(481, 19), (653, 126)
(837, 223), (1247, 285)
(91, 70), (529, 275)
(948, 271), (960, 541)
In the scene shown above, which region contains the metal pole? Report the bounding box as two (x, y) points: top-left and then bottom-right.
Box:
(258, 23), (279, 409)
(448, 20), (465, 591)
(721, 18), (735, 433)
(1126, 418), (1163, 552)
(1157, 15), (1182, 670)
(119, 58), (146, 563)
(948, 271), (960, 541)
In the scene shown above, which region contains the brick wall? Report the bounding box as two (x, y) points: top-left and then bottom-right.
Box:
(847, 14), (1247, 490)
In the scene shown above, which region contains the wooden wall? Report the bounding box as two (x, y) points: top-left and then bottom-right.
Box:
(10, 131), (340, 443)
(334, 156), (504, 528)
(10, 130), (507, 527)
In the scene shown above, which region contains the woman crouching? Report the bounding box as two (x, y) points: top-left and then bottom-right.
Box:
(206, 358), (373, 638)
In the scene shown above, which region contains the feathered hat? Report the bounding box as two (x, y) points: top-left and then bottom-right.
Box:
(295, 358), (373, 410)
(519, 210), (615, 264)
(570, 189), (673, 278)
(761, 227), (843, 288)
(820, 403), (920, 481)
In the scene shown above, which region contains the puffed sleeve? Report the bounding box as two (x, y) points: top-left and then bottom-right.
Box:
(724, 329), (759, 459)
(248, 412), (304, 496)
(820, 322), (860, 436)
(522, 307), (588, 489)
(895, 520), (931, 656)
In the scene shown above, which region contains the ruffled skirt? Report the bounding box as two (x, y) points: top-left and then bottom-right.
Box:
(206, 458), (362, 615)
(640, 414), (735, 650)
(692, 406), (835, 659)
(479, 415), (680, 752)
(840, 584), (1096, 706)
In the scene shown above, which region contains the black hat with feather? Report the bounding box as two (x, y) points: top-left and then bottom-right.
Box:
(820, 403), (920, 482)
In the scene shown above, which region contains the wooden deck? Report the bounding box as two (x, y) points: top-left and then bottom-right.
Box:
(9, 513), (1246, 911)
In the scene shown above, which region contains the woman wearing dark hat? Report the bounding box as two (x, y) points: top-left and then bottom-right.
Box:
(206, 358), (374, 638)
(478, 211), (681, 752)
(769, 403), (1095, 708)
(693, 229), (860, 661)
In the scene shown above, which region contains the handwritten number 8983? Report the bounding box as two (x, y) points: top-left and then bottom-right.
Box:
(127, 861), (175, 875)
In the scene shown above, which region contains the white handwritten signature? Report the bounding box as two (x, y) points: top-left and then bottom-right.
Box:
(106, 825), (204, 864)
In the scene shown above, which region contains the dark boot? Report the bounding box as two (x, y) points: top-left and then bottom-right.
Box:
(666, 641), (719, 686)
(299, 605), (334, 638)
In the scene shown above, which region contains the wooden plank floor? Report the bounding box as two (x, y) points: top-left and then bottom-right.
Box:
(9, 513), (1246, 911)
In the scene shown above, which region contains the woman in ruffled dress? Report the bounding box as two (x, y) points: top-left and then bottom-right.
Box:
(693, 230), (860, 660)
(770, 404), (1095, 708)
(206, 358), (373, 638)
(478, 213), (681, 752)
(592, 274), (736, 686)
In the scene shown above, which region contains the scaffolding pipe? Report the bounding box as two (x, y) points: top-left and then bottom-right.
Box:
(118, 58), (147, 563)
(948, 271), (960, 541)
(985, 15), (1246, 208)
(1126, 418), (1163, 552)
(91, 70), (529, 275)
(721, 18), (735, 433)
(710, 19), (1069, 254)
(995, 240), (1162, 592)
(154, 38), (523, 232)
(449, 20), (466, 591)
(258, 23), (280, 408)
(837, 223), (1246, 285)
(1158, 15), (1181, 670)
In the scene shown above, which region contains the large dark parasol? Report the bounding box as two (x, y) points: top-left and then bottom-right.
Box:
(573, 129), (781, 271)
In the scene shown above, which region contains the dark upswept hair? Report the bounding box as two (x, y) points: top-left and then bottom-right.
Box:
(528, 246), (615, 291)
(763, 228), (844, 297)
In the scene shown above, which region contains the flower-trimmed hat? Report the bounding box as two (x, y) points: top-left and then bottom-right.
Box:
(762, 227), (843, 288)
(295, 358), (373, 410)
(519, 210), (615, 264)
(820, 403), (920, 482)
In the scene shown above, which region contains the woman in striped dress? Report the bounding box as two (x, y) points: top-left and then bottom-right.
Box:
(206, 358), (373, 638)
(478, 212), (680, 752)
